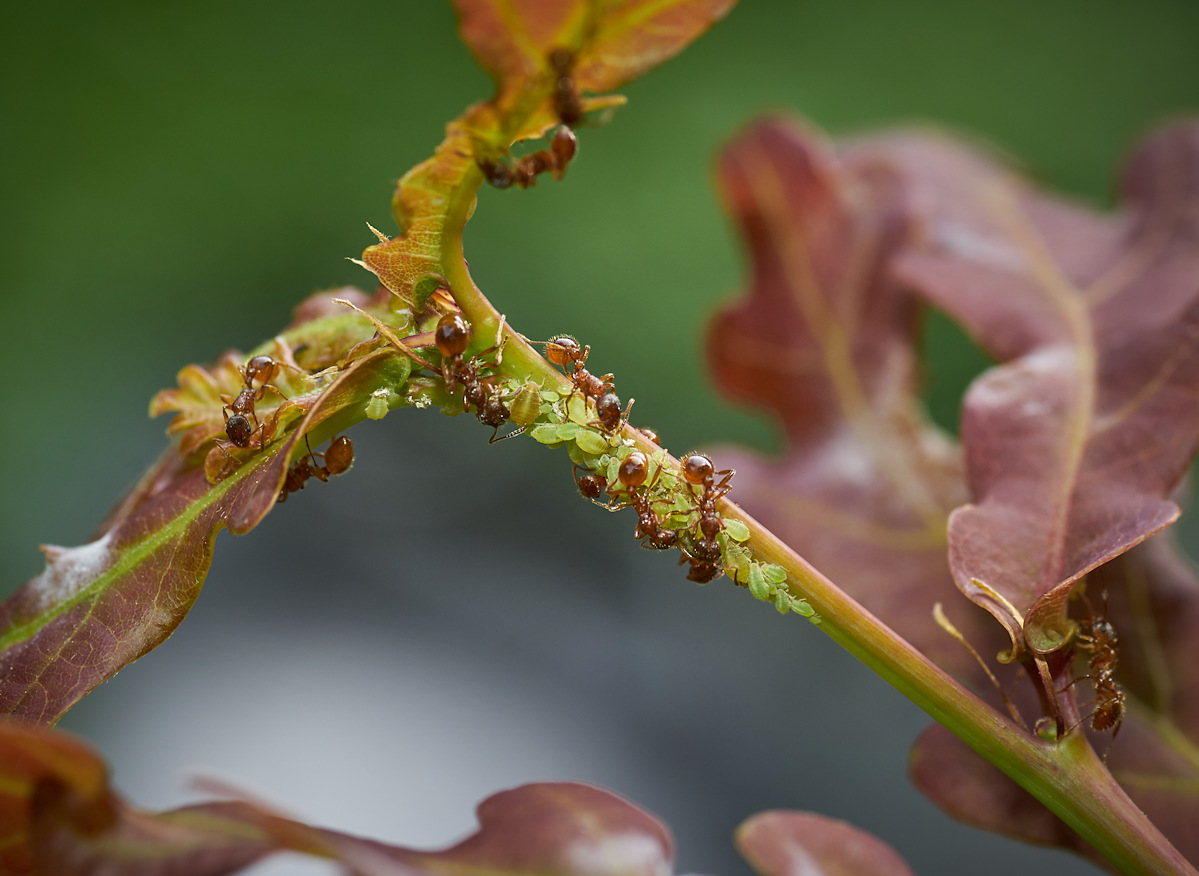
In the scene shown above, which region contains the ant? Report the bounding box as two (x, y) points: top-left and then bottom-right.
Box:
(434, 313), (511, 440)
(544, 335), (613, 401)
(277, 436), (354, 504)
(573, 465), (606, 504)
(221, 355), (289, 449)
(548, 47), (583, 126)
(607, 451), (678, 549)
(543, 334), (629, 433)
(478, 126), (578, 190)
(1066, 591), (1126, 753)
(592, 391), (634, 436)
(681, 455), (733, 565)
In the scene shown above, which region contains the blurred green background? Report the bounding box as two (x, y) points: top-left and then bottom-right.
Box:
(2, 2), (1198, 875)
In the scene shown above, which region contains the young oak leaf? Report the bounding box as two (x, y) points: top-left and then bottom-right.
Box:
(150, 337), (321, 460)
(364, 0), (734, 308)
(1, 720), (676, 876)
(705, 117), (997, 679)
(454, 0), (736, 104)
(911, 531), (1199, 865)
(736, 810), (915, 876)
(875, 121), (1199, 658)
(0, 349), (412, 725)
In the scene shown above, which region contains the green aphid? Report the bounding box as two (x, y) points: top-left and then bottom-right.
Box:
(509, 381), (542, 427)
(365, 388), (391, 420)
(540, 389), (561, 404)
(606, 454), (622, 484)
(724, 542), (751, 582)
(723, 519), (750, 542)
(567, 441), (590, 467)
(747, 563), (769, 601)
(773, 590), (792, 615)
(575, 428), (609, 455)
(530, 423), (572, 445)
(791, 598), (816, 618)
(762, 564), (788, 585)
(566, 395), (591, 426)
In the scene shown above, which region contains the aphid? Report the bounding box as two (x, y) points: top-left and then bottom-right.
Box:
(365, 388), (390, 420)
(548, 47), (583, 126)
(1071, 596), (1126, 749)
(607, 451), (678, 550)
(434, 312), (511, 440)
(491, 381), (541, 443)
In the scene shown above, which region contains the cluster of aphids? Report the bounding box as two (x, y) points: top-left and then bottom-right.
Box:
(476, 48), (582, 189)
(214, 352), (355, 503)
(524, 333), (812, 613)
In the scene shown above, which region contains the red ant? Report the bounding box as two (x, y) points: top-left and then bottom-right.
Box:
(434, 313), (511, 440)
(277, 436), (355, 504)
(592, 391), (634, 436)
(573, 465), (607, 505)
(543, 335), (629, 434)
(548, 47), (583, 126)
(1065, 591), (1125, 754)
(478, 127), (578, 190)
(221, 355), (289, 449)
(677, 453), (735, 581)
(607, 451), (678, 550)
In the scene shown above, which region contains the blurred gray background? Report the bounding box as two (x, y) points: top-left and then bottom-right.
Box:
(3, 2), (1199, 874)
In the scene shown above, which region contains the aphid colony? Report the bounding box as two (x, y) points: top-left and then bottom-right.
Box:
(423, 316), (808, 609)
(185, 303), (808, 609)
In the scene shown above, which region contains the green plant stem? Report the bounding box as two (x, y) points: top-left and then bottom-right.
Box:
(426, 88), (1191, 876)
(735, 508), (1192, 875)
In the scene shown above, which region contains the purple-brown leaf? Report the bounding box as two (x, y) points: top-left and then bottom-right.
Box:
(736, 810), (914, 876)
(706, 116), (995, 677)
(876, 121), (1199, 655)
(2, 720), (676, 876)
(910, 530), (1199, 863)
(0, 347), (412, 725)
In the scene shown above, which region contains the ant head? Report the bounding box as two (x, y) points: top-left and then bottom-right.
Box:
(574, 467), (605, 500)
(681, 453), (715, 486)
(434, 314), (471, 358)
(479, 396), (509, 428)
(596, 392), (622, 423)
(548, 47), (575, 75)
(225, 414), (253, 447)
